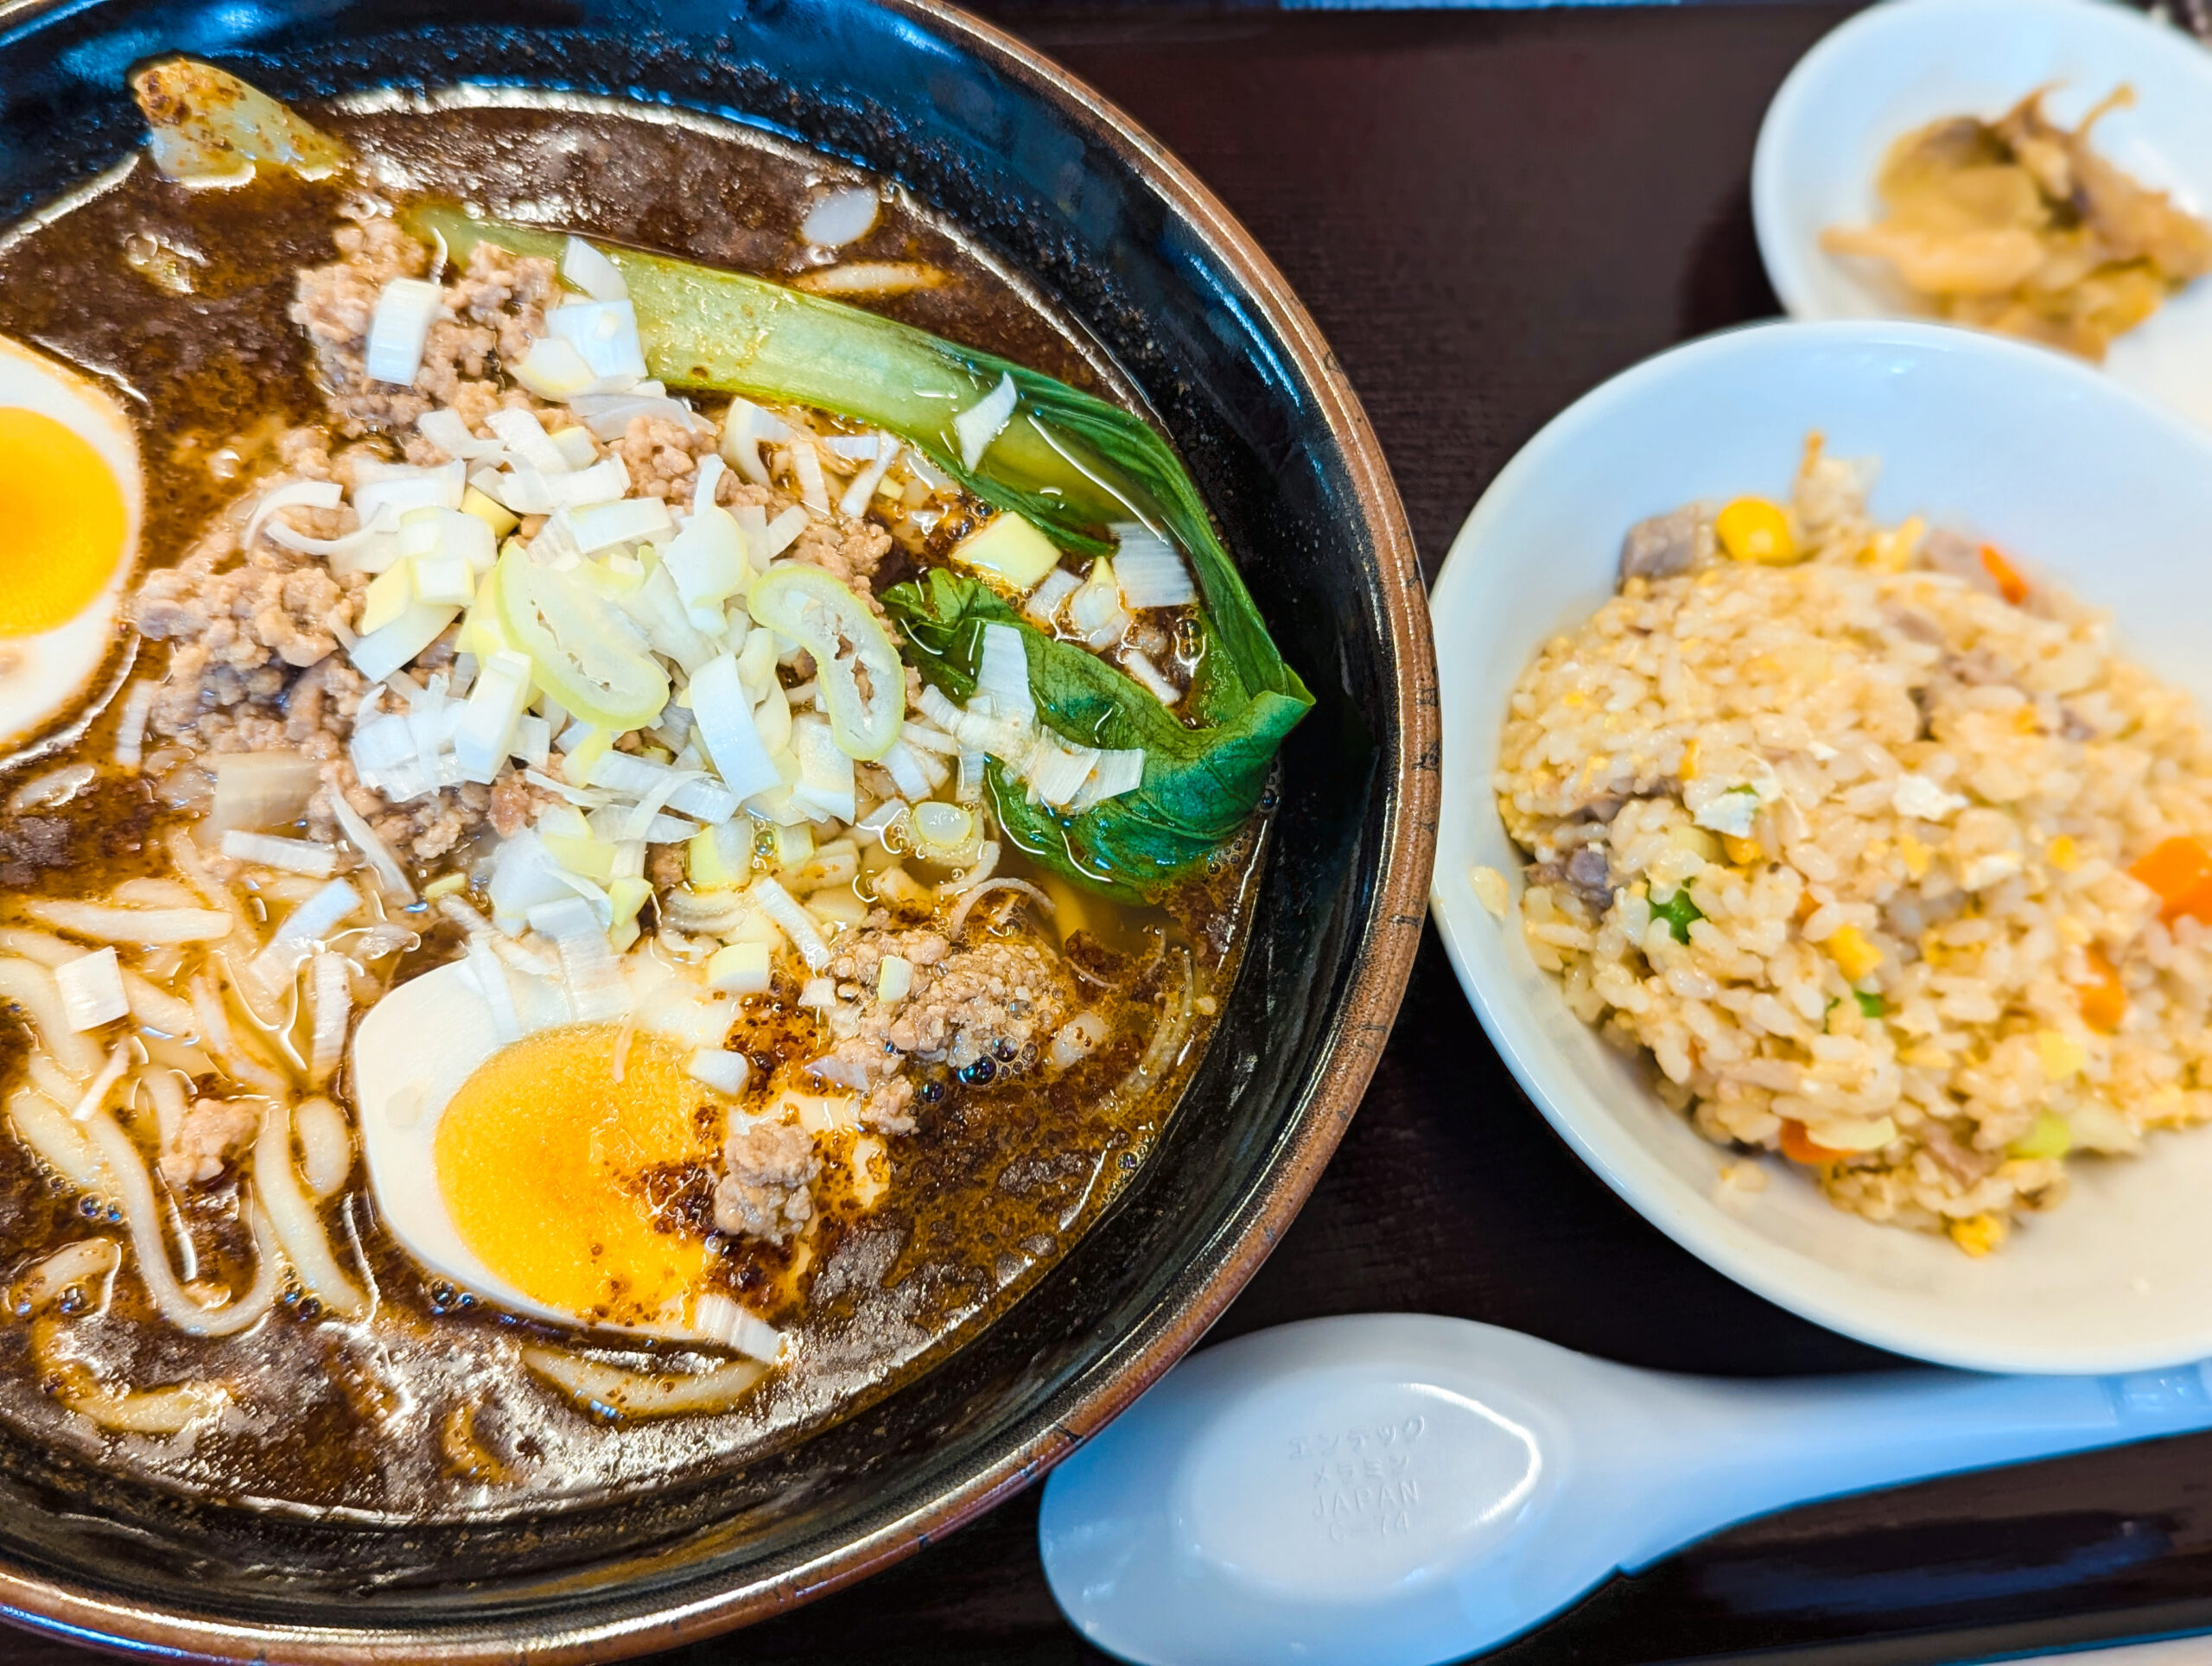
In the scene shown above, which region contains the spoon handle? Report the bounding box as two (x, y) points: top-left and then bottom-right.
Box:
(1611, 1358), (2212, 1570)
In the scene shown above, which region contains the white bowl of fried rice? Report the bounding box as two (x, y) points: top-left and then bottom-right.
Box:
(1431, 318), (2212, 1373)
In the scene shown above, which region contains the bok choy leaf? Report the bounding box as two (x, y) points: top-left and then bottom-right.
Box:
(885, 570), (1304, 901)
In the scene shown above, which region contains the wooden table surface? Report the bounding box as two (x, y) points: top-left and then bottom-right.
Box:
(33, 4), (2212, 1662)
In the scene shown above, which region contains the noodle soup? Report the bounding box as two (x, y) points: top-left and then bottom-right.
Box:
(0, 66), (1306, 1514)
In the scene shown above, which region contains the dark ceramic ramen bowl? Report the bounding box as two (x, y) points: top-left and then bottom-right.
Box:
(0, 1), (1435, 1656)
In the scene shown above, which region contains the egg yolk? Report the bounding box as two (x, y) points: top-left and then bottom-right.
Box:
(0, 408), (127, 638)
(434, 1025), (725, 1329)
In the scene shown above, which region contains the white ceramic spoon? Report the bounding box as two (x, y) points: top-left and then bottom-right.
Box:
(1039, 1313), (2212, 1666)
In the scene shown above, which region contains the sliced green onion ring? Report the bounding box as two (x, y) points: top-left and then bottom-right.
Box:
(495, 544), (669, 732)
(745, 566), (905, 761)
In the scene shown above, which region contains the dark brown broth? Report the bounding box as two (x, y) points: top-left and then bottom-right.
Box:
(0, 96), (1258, 1517)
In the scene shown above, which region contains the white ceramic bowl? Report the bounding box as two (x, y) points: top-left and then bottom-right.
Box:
(1429, 318), (2212, 1374)
(1753, 0), (2212, 432)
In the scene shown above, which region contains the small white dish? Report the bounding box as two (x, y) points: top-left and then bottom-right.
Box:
(1752, 0), (2212, 430)
(1427, 318), (2212, 1375)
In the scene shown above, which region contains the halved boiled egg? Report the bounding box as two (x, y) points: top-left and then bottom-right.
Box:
(350, 951), (776, 1351)
(0, 335), (140, 747)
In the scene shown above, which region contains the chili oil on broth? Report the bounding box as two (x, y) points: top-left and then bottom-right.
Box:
(0, 93), (1262, 1517)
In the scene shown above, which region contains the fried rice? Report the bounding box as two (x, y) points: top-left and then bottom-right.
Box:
(1491, 436), (2212, 1255)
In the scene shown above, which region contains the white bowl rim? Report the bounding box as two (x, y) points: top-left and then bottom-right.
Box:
(1427, 315), (2212, 1376)
(1751, 0), (2212, 327)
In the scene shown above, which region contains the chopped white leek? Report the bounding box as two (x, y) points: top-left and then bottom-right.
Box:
(251, 877), (360, 993)
(1109, 522), (1198, 607)
(880, 740), (934, 800)
(358, 563), (412, 636)
(453, 651), (534, 785)
(244, 480), (342, 556)
(791, 440), (830, 515)
(757, 506), (808, 565)
(688, 652), (783, 803)
(347, 600), (460, 685)
(750, 876), (829, 971)
(1024, 734), (1100, 809)
(899, 721), (960, 757)
(588, 749), (740, 823)
(353, 460), (466, 528)
(528, 896), (629, 1019)
(1071, 747), (1146, 811)
(665, 482), (750, 625)
(687, 1047), (751, 1095)
(416, 407), (505, 462)
(549, 298), (648, 385)
(556, 495), (673, 555)
(620, 565), (720, 676)
(954, 372), (1019, 472)
(363, 277), (442, 385)
(556, 455), (632, 509)
(488, 829), (576, 931)
(511, 335), (602, 402)
(396, 505), (498, 577)
(569, 383), (702, 442)
(719, 399), (789, 486)
(562, 235), (630, 302)
(734, 622), (781, 703)
(411, 554), (476, 608)
(791, 715), (857, 822)
(263, 513), (396, 572)
(548, 424), (599, 471)
(1120, 648), (1181, 706)
(976, 623), (1037, 727)
(348, 710), (418, 798)
(1023, 566), (1080, 628)
(876, 954), (913, 1004)
(329, 789), (414, 903)
(837, 436), (902, 519)
(485, 408), (571, 474)
(1068, 556), (1128, 648)
(909, 800), (976, 862)
(499, 713), (545, 772)
(691, 455), (728, 518)
(276, 879), (363, 947)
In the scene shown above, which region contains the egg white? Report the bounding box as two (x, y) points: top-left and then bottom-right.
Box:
(0, 335), (141, 747)
(351, 951), (747, 1345)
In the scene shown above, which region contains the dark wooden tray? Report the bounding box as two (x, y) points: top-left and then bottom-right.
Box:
(37, 5), (2212, 1662)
